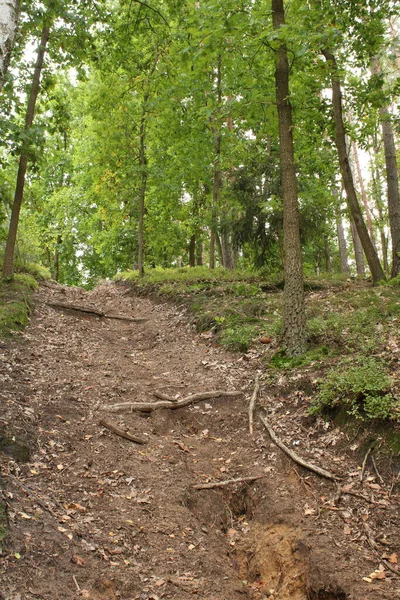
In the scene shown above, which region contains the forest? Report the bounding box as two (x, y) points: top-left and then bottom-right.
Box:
(0, 0), (399, 353)
(1, 2), (400, 598)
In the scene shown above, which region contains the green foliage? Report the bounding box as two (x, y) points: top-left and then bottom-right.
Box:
(269, 345), (330, 369)
(310, 357), (399, 421)
(219, 323), (259, 353)
(15, 262), (51, 281)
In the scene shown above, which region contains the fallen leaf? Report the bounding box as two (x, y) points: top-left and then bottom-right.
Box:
(72, 555), (87, 566)
(389, 553), (398, 564)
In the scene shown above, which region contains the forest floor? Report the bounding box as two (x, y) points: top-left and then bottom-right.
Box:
(0, 280), (399, 600)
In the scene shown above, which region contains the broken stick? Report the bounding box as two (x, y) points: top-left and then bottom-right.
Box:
(47, 302), (147, 323)
(260, 415), (339, 481)
(193, 475), (265, 490)
(103, 390), (242, 413)
(99, 419), (146, 444)
(248, 373), (260, 435)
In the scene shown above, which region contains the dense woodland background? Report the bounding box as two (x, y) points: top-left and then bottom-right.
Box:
(0, 0), (400, 354)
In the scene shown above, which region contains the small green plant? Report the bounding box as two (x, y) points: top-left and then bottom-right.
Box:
(310, 357), (400, 421)
(269, 346), (330, 369)
(219, 324), (258, 352)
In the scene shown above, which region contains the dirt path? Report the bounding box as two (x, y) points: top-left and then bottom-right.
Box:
(0, 282), (399, 600)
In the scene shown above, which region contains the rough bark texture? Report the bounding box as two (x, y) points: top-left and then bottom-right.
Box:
(350, 221), (365, 277)
(273, 0), (306, 356)
(323, 49), (385, 284)
(2, 24), (50, 279)
(0, 0), (19, 90)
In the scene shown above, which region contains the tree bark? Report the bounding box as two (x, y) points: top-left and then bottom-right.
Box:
(0, 0), (19, 90)
(273, 0), (306, 356)
(322, 49), (385, 284)
(2, 24), (50, 279)
(335, 211), (350, 274)
(350, 220), (365, 277)
(137, 94), (148, 278)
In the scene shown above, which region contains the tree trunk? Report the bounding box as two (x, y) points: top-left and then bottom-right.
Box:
(215, 231), (224, 266)
(209, 229), (215, 269)
(335, 211), (350, 274)
(322, 49), (385, 284)
(221, 232), (235, 270)
(189, 235), (196, 267)
(196, 239), (203, 266)
(350, 221), (365, 277)
(2, 24), (50, 279)
(137, 95), (148, 278)
(0, 0), (20, 90)
(273, 0), (306, 356)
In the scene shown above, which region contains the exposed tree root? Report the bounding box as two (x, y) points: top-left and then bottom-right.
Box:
(103, 390), (242, 413)
(99, 418), (147, 444)
(193, 475), (264, 490)
(260, 415), (340, 481)
(47, 302), (147, 323)
(248, 373), (260, 435)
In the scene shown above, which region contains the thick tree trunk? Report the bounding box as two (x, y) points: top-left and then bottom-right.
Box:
(221, 232), (236, 270)
(137, 95), (148, 278)
(0, 0), (19, 90)
(196, 239), (203, 266)
(2, 24), (50, 279)
(273, 0), (306, 356)
(350, 221), (365, 277)
(209, 230), (215, 269)
(323, 49), (385, 284)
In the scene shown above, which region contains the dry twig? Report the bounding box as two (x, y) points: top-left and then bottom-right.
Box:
(153, 391), (178, 403)
(248, 373), (260, 435)
(260, 415), (339, 481)
(360, 446), (373, 482)
(99, 419), (146, 444)
(103, 390), (242, 413)
(193, 475), (264, 490)
(371, 454), (384, 485)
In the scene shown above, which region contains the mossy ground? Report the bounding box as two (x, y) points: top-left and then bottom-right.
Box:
(0, 263), (50, 338)
(116, 267), (400, 428)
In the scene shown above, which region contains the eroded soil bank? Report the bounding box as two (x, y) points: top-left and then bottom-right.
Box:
(0, 282), (399, 600)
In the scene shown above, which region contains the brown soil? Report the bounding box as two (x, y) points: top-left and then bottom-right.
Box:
(0, 282), (399, 600)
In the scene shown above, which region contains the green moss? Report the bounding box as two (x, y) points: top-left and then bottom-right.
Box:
(269, 345), (330, 370)
(0, 263), (47, 337)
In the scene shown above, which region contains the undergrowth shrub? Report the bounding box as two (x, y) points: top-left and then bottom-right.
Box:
(310, 357), (400, 421)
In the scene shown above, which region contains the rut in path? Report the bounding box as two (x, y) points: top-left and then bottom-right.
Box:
(0, 282), (394, 600)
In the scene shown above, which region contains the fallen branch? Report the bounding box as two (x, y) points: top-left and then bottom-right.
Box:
(99, 419), (146, 444)
(260, 415), (340, 481)
(248, 373), (260, 435)
(371, 454), (384, 485)
(103, 390), (242, 413)
(193, 475), (265, 490)
(47, 302), (147, 323)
